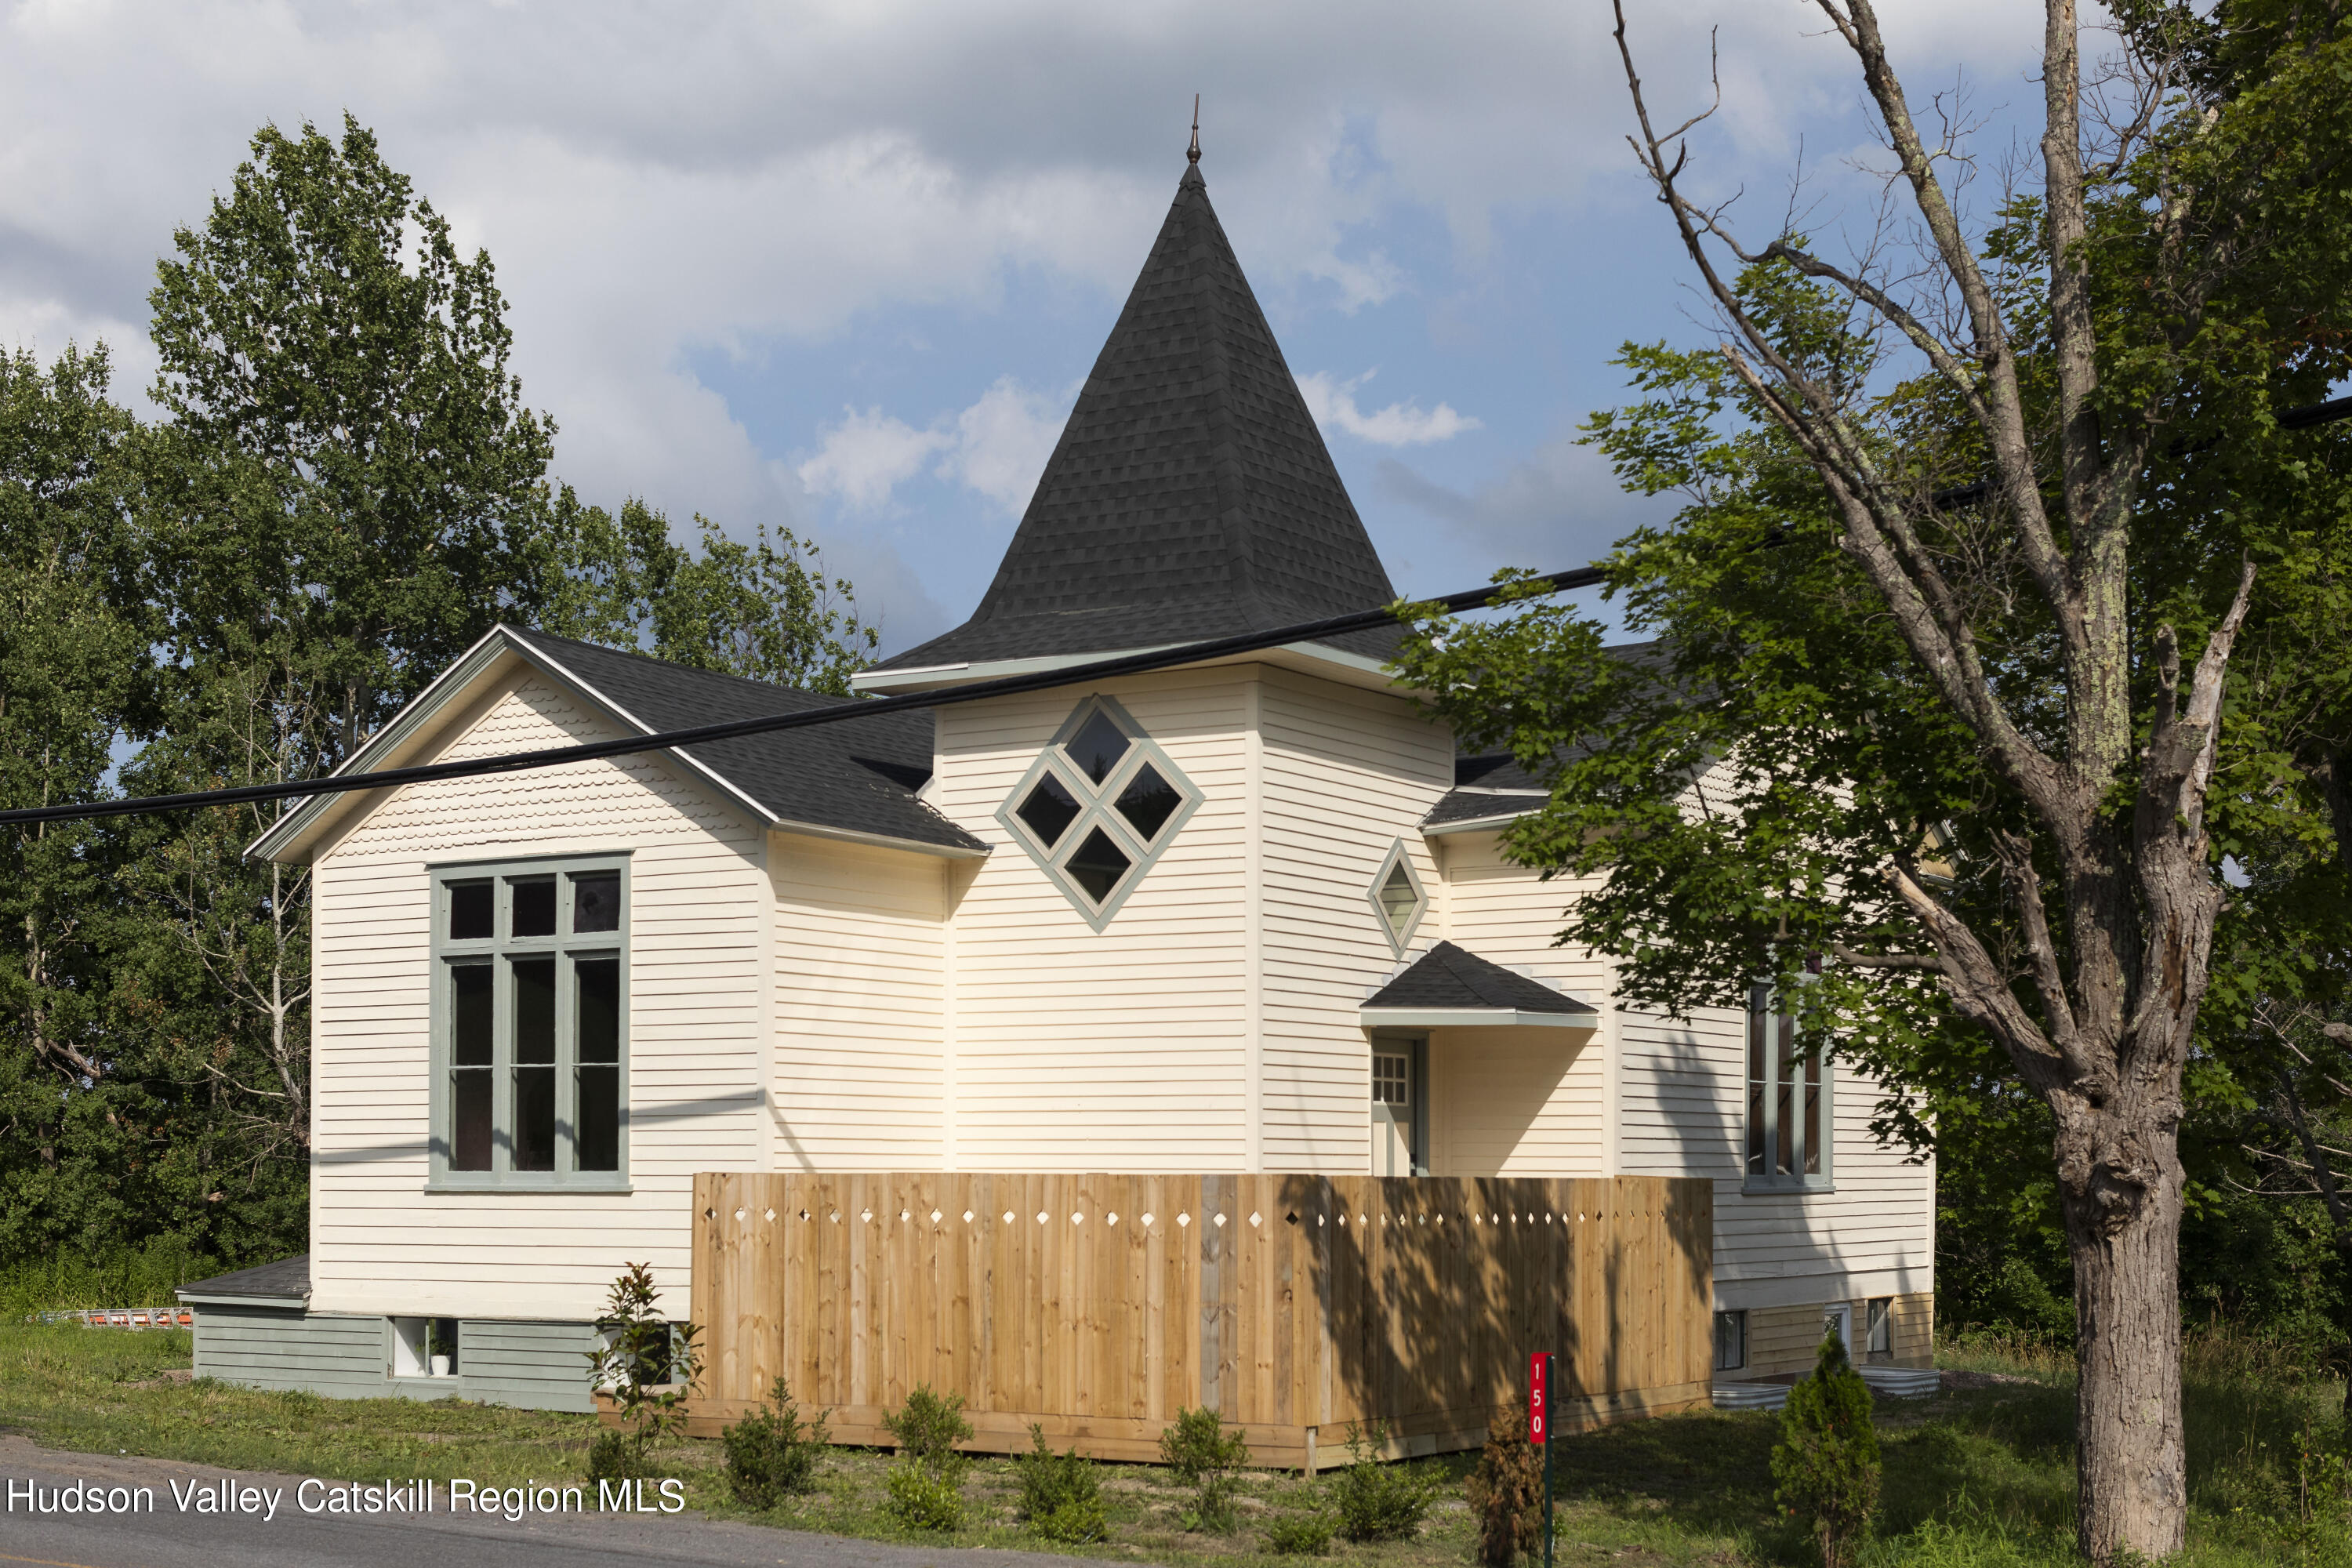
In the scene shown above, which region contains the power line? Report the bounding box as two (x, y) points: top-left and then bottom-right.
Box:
(0, 567), (1609, 831)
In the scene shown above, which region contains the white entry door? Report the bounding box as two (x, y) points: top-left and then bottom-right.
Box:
(1371, 1044), (1419, 1176)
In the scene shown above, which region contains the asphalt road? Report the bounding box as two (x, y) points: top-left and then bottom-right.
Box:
(0, 1436), (1071, 1568)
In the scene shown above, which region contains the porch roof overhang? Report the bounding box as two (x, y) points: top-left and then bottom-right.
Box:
(1359, 941), (1599, 1030)
(175, 1252), (310, 1311)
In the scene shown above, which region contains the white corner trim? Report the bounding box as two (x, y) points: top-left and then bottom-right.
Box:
(1358, 1006), (1599, 1029)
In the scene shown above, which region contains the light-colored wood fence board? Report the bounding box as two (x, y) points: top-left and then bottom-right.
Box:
(686, 1171), (1711, 1465)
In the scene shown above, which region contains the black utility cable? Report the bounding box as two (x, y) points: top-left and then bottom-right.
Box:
(0, 567), (1609, 830)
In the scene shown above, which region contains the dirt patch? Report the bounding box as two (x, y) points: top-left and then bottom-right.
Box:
(125, 1368), (194, 1388)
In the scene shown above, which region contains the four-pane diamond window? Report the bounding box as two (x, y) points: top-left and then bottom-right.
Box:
(997, 698), (1200, 929)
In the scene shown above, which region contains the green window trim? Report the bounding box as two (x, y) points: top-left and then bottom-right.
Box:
(426, 853), (632, 1193)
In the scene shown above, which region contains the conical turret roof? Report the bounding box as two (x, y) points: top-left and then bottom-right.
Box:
(874, 159), (1399, 671)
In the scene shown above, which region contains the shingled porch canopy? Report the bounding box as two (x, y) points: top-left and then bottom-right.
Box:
(1359, 941), (1599, 1029)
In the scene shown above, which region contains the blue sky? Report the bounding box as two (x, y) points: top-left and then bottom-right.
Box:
(0, 0), (2053, 657)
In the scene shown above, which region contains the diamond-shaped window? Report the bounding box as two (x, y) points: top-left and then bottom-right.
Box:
(1065, 827), (1132, 904)
(998, 698), (1200, 929)
(1115, 763), (1181, 842)
(1378, 862), (1417, 940)
(1017, 772), (1082, 847)
(1368, 840), (1426, 954)
(1065, 710), (1130, 784)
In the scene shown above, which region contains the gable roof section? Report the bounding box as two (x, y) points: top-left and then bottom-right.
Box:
(1360, 941), (1597, 1029)
(248, 626), (989, 863)
(872, 158), (1400, 674)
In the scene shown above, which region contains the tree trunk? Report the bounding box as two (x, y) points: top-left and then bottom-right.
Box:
(2061, 1109), (2187, 1560)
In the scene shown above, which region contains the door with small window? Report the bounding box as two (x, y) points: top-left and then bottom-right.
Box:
(1370, 1036), (1428, 1177)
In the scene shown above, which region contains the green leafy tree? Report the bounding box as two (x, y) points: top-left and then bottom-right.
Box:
(1397, 4), (2352, 1559)
(538, 495), (876, 694)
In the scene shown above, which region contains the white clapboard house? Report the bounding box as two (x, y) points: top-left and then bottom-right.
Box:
(178, 151), (1935, 1413)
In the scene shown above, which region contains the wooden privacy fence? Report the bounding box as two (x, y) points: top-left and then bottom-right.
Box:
(688, 1172), (1712, 1468)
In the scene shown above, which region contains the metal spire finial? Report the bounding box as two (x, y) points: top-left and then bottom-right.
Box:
(1188, 94), (1200, 164)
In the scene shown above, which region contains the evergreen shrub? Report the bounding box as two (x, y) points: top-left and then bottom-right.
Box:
(1770, 1329), (1882, 1568)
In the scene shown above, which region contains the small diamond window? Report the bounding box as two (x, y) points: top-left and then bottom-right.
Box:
(1367, 840), (1427, 955)
(1115, 763), (1181, 841)
(1017, 772), (1082, 846)
(1065, 711), (1130, 783)
(1378, 863), (1416, 939)
(996, 697), (1202, 930)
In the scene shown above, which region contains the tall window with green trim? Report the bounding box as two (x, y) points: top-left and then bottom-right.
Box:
(1744, 980), (1830, 1192)
(434, 858), (629, 1188)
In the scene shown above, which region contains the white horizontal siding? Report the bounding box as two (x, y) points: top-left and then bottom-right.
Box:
(771, 834), (947, 1169)
(931, 670), (1254, 1171)
(1433, 827), (1933, 1305)
(1258, 671), (1453, 1174)
(307, 670), (764, 1323)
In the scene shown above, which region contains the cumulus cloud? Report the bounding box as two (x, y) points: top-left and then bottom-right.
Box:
(1298, 369), (1479, 447)
(799, 377), (1074, 517)
(797, 408), (954, 514)
(943, 377), (1071, 516)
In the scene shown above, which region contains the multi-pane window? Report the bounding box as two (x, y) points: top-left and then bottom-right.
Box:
(434, 858), (628, 1187)
(1746, 982), (1831, 1190)
(1713, 1309), (1748, 1372)
(998, 698), (1200, 929)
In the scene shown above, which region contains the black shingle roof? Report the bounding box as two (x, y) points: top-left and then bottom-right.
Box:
(1366, 942), (1596, 1015)
(510, 630), (985, 855)
(177, 1253), (310, 1301)
(877, 159), (1401, 671)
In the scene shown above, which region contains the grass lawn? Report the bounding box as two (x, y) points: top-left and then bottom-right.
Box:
(1, 1318), (2346, 1566)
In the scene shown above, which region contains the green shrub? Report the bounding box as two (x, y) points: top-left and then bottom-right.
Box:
(720, 1376), (829, 1509)
(883, 1383), (974, 1466)
(884, 1456), (967, 1532)
(1266, 1512), (1335, 1555)
(1016, 1423), (1108, 1543)
(1328, 1419), (1432, 1542)
(1465, 1410), (1544, 1566)
(1160, 1404), (1251, 1532)
(1772, 1329), (1882, 1568)
(584, 1428), (644, 1483)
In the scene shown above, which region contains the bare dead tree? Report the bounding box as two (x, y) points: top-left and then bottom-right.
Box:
(1608, 1), (2305, 1557)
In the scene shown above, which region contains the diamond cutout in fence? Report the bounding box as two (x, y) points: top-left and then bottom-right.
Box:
(1036, 1210), (1049, 1225)
(1018, 772), (1082, 847)
(931, 1209), (942, 1224)
(1071, 1211), (1084, 1225)
(1142, 1212), (1155, 1226)
(764, 1208), (776, 1222)
(1065, 828), (1131, 904)
(1214, 1213), (1227, 1228)
(734, 1208), (746, 1221)
(963, 1210), (975, 1223)
(1177, 1212), (1192, 1228)
(1249, 1211), (1262, 1228)
(1107, 1211), (1120, 1225)
(1115, 763), (1182, 841)
(1065, 710), (1130, 783)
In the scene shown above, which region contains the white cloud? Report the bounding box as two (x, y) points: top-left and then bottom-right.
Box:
(797, 408), (953, 514)
(799, 377), (1074, 518)
(1377, 434), (1675, 563)
(1298, 369), (1479, 447)
(942, 376), (1072, 517)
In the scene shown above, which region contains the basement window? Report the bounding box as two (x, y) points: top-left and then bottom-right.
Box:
(1866, 1298), (1894, 1362)
(1713, 1310), (1747, 1372)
